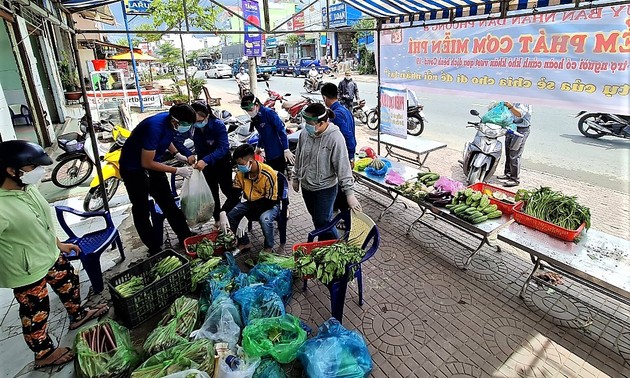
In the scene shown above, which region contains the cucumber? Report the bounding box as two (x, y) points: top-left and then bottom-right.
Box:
(471, 215), (488, 224)
(425, 179), (438, 187)
(486, 210), (503, 219)
(464, 207), (478, 215)
(453, 205), (469, 214)
(469, 211), (484, 218)
(465, 196), (474, 205)
(479, 195), (490, 209)
(464, 188), (474, 197)
(445, 204), (455, 210)
(471, 200), (480, 208)
(482, 204), (498, 214)
(471, 192), (482, 201)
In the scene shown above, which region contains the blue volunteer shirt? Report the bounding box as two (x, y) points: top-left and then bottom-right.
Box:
(251, 106), (289, 160)
(176, 118), (230, 166)
(330, 101), (357, 158)
(120, 112), (177, 171)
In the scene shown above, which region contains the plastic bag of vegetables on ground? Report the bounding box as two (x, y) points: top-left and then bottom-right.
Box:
(242, 314), (307, 364)
(232, 284), (286, 325)
(74, 319), (142, 378)
(298, 318), (373, 378)
(163, 369), (210, 378)
(131, 339), (214, 378)
(193, 293), (242, 349)
(252, 359), (287, 378)
(144, 297), (199, 355)
(217, 348), (260, 378)
(199, 256), (242, 316)
(247, 263), (293, 304)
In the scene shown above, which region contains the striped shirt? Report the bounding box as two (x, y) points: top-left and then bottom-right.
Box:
(234, 162), (278, 202)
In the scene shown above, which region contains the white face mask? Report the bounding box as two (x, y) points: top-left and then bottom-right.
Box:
(20, 166), (46, 185)
(247, 110), (258, 118)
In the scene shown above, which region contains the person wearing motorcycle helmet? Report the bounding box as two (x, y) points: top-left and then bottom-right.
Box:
(241, 93), (294, 174)
(119, 103), (196, 256)
(292, 103), (362, 240)
(0, 140), (109, 369)
(308, 63), (319, 86)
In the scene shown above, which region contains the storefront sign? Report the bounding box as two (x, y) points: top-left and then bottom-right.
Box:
(293, 11), (305, 36)
(379, 6), (630, 114)
(379, 87), (407, 138)
(242, 0), (262, 57)
(124, 0), (150, 15)
(266, 37), (278, 48)
(322, 4), (361, 28)
(86, 90), (162, 108)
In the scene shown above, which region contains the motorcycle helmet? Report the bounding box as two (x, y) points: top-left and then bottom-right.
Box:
(0, 140), (53, 169)
(357, 146), (376, 159)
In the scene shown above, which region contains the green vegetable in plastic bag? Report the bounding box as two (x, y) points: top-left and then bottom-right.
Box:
(74, 319), (141, 378)
(181, 170), (215, 225)
(257, 252), (294, 270)
(252, 359), (286, 378)
(242, 314), (307, 364)
(132, 339), (214, 378)
(233, 284), (285, 325)
(144, 297), (199, 355)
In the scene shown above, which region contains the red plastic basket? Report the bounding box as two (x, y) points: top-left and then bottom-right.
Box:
(467, 183), (521, 215)
(292, 240), (338, 279)
(513, 202), (585, 242)
(183, 231), (226, 258)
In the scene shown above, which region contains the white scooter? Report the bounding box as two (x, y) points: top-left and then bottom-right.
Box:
(461, 109), (523, 184)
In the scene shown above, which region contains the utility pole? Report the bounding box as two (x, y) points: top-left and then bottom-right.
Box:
(248, 57), (257, 97)
(180, 0), (192, 101)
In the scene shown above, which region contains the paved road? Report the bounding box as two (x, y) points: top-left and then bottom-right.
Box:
(199, 72), (629, 193)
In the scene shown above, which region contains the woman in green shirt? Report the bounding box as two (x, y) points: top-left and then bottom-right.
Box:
(0, 140), (108, 369)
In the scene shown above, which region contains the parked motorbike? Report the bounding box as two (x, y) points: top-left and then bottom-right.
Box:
(281, 95), (320, 125)
(262, 82), (291, 120)
(366, 103), (427, 136)
(352, 99), (368, 125)
(213, 108), (246, 134)
(576, 111), (630, 139)
(462, 109), (523, 184)
(228, 123), (258, 151)
(82, 126), (131, 212)
(52, 118), (113, 188)
(303, 75), (323, 94)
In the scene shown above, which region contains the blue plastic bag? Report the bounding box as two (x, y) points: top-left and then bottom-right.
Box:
(365, 158), (392, 177)
(232, 284), (286, 325)
(200, 253), (243, 316)
(481, 101), (513, 128)
(252, 359), (286, 378)
(297, 318), (373, 378)
(248, 263), (293, 304)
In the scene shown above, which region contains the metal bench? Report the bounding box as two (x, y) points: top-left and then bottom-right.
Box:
(370, 134), (446, 171)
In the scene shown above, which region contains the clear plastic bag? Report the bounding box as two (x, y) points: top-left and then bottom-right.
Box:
(297, 318), (372, 378)
(217, 348), (260, 378)
(181, 169), (215, 225)
(232, 284), (285, 325)
(194, 294), (242, 349)
(481, 101), (513, 128)
(164, 369), (210, 378)
(242, 314), (307, 364)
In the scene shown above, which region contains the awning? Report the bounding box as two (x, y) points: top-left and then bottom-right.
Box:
(109, 51), (158, 61)
(340, 0), (619, 24)
(62, 0), (120, 12)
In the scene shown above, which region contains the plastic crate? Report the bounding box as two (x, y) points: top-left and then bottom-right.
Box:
(183, 231), (226, 258)
(513, 202), (586, 242)
(108, 249), (191, 328)
(292, 240), (338, 279)
(467, 183), (521, 215)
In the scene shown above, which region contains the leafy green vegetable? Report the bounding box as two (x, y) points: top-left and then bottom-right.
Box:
(521, 187), (591, 230)
(294, 243), (365, 285)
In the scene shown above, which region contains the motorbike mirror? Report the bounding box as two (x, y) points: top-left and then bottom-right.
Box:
(266, 82), (270, 88)
(470, 109), (480, 116)
(514, 117), (524, 124)
(285, 93), (291, 96)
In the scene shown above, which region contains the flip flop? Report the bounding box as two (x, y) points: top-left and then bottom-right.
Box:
(34, 347), (74, 370)
(69, 304), (109, 330)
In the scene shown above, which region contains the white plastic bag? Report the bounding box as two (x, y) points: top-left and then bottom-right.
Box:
(164, 369), (211, 378)
(194, 295), (242, 349)
(217, 350), (260, 378)
(181, 170), (214, 225)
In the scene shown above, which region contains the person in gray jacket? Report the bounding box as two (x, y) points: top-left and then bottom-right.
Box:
(292, 103), (362, 240)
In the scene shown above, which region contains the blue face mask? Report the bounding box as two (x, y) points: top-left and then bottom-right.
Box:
(193, 120), (207, 129)
(305, 123), (317, 136)
(177, 122), (192, 134)
(237, 163), (251, 173)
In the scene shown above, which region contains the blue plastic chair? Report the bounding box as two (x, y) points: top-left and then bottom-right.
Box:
(55, 206), (125, 294)
(303, 210), (380, 323)
(247, 172), (290, 245)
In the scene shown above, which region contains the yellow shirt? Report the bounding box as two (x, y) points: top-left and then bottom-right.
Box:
(234, 162), (278, 202)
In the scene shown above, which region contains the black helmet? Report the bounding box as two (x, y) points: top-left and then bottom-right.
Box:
(0, 140), (53, 169)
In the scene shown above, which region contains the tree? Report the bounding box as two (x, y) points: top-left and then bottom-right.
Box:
(114, 37), (141, 48)
(157, 42), (183, 72)
(352, 18), (376, 52)
(286, 34), (300, 60)
(135, 23), (162, 44)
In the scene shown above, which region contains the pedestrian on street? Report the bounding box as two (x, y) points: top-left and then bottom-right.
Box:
(176, 101), (240, 229)
(0, 140), (109, 370)
(321, 82), (357, 214)
(241, 94), (295, 174)
(497, 101), (532, 187)
(217, 144), (280, 253)
(119, 104), (196, 256)
(338, 71), (360, 111)
(292, 103), (362, 241)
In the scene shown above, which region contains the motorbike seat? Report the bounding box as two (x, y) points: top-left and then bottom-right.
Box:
(282, 100), (301, 109)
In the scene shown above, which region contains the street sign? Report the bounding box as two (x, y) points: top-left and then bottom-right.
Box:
(123, 0), (150, 15)
(242, 0), (262, 57)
